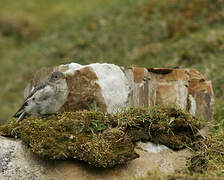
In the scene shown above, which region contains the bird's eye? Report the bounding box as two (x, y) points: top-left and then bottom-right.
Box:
(55, 75), (58, 79)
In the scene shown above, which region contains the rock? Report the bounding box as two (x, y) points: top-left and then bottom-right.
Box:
(1, 63), (213, 179)
(0, 136), (47, 180)
(0, 136), (191, 180)
(24, 63), (214, 122)
(46, 143), (191, 180)
(125, 67), (213, 122)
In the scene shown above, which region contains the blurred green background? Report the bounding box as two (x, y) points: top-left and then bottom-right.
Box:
(0, 0), (224, 126)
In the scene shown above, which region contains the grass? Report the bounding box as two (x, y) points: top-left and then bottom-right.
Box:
(0, 0), (224, 178)
(1, 0), (224, 123)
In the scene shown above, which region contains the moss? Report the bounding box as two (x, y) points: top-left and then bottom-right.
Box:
(0, 106), (204, 168)
(0, 111), (138, 167)
(188, 127), (224, 175)
(134, 126), (224, 179)
(149, 106), (204, 149)
(75, 128), (139, 167)
(115, 106), (204, 149)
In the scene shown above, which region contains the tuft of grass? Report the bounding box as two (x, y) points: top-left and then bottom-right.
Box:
(188, 127), (224, 176)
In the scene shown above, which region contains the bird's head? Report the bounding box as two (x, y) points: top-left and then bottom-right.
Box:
(48, 71), (66, 84)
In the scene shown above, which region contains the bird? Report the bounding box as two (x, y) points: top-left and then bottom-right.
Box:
(13, 71), (69, 121)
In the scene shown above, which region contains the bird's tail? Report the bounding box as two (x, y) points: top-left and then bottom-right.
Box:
(13, 106), (24, 117)
(13, 105), (27, 121)
(17, 112), (27, 122)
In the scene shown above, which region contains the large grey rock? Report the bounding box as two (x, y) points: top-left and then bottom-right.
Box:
(0, 136), (47, 180)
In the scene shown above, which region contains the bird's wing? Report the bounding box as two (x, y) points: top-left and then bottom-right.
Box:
(13, 83), (47, 117)
(32, 84), (53, 103)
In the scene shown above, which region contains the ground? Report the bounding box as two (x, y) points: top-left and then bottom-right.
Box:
(0, 0), (224, 179)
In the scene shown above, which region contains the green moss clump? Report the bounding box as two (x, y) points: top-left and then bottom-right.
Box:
(115, 108), (152, 142)
(0, 106), (205, 168)
(149, 106), (204, 149)
(0, 111), (138, 168)
(188, 127), (224, 175)
(115, 106), (204, 149)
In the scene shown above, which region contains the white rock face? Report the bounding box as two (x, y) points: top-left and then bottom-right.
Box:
(188, 94), (197, 116)
(58, 63), (130, 113)
(137, 142), (169, 153)
(88, 63), (130, 113)
(58, 62), (83, 76)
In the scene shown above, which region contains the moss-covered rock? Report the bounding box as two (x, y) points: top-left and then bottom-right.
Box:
(0, 106), (205, 168)
(188, 127), (224, 174)
(134, 127), (224, 179)
(149, 106), (204, 149)
(0, 111), (138, 168)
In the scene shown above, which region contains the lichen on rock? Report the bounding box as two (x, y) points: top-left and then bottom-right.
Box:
(0, 105), (205, 168)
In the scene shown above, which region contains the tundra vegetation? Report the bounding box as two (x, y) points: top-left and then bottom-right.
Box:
(0, 105), (223, 179)
(0, 0), (224, 179)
